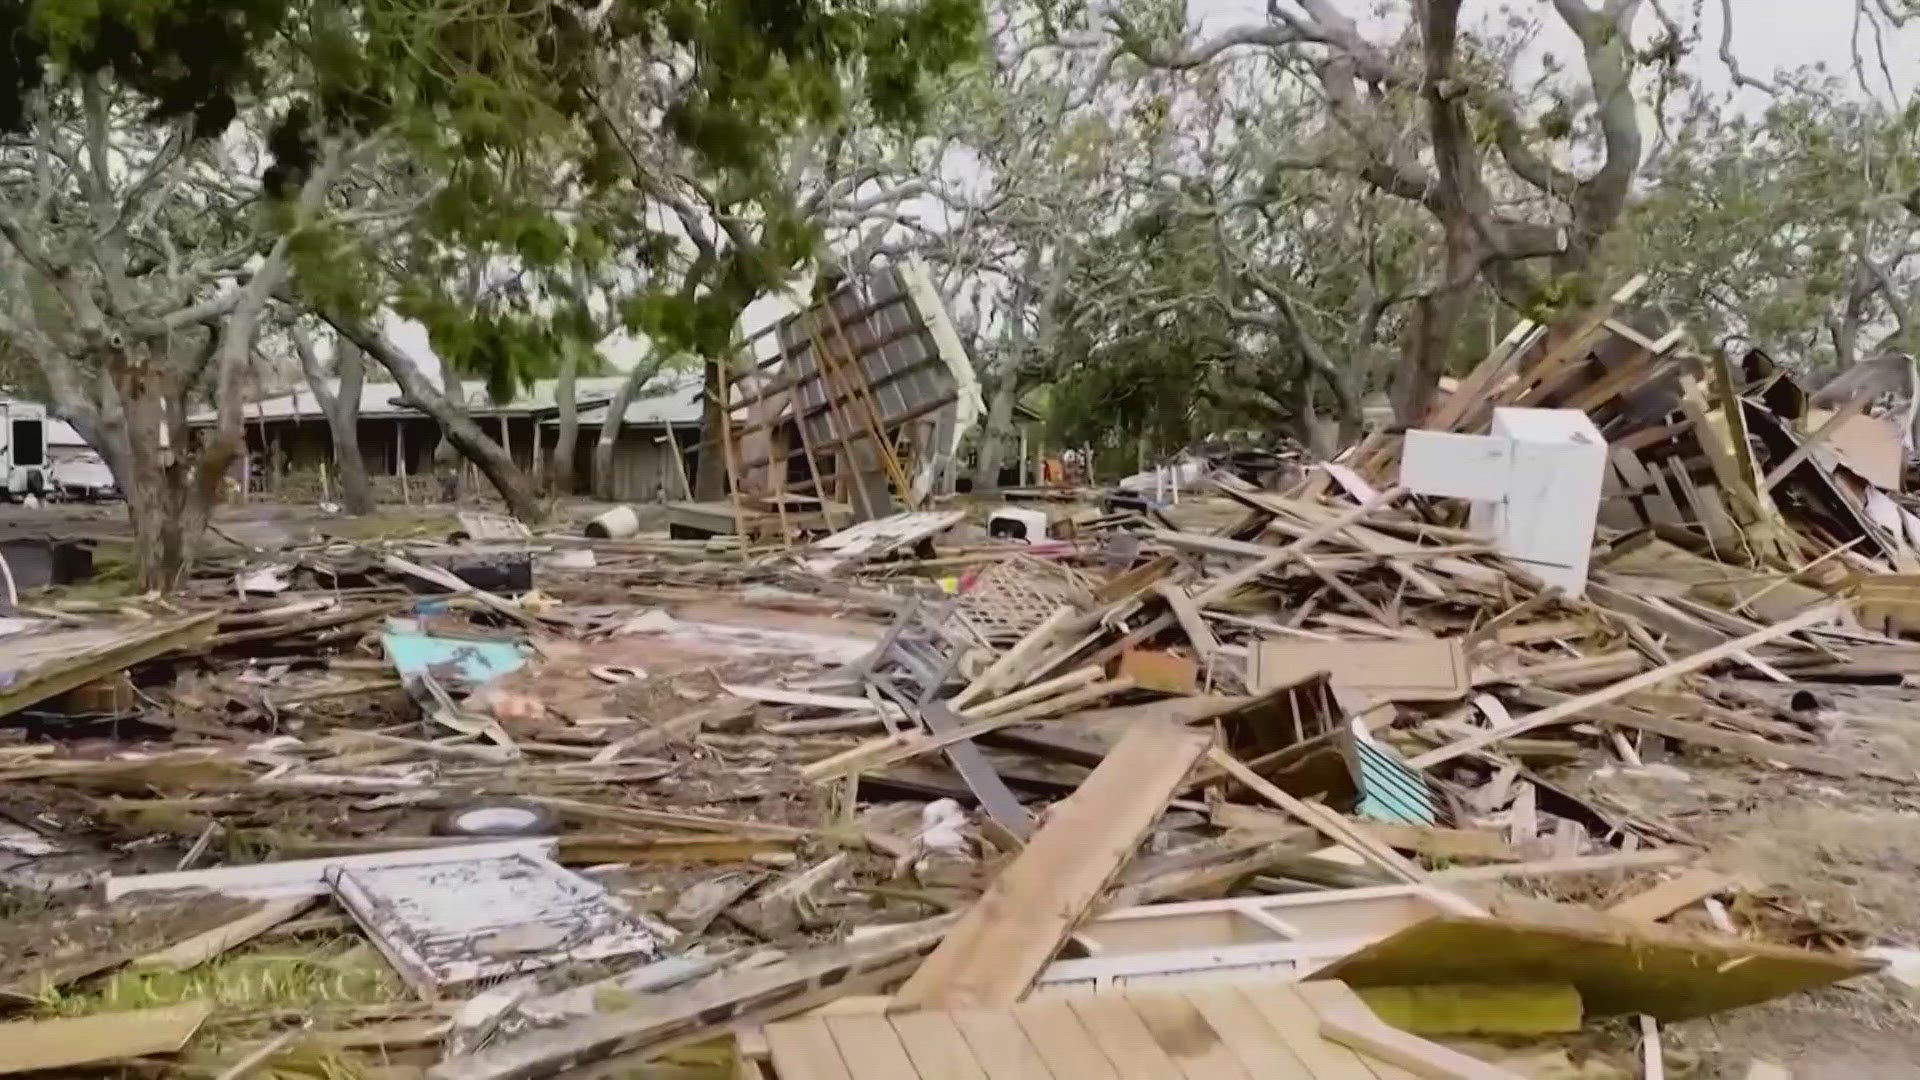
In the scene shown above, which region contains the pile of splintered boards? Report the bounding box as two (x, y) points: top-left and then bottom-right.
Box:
(8, 276), (1920, 1079)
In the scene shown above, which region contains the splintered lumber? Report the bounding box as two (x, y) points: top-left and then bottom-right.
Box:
(0, 1003), (212, 1075)
(951, 605), (1074, 709)
(1191, 485), (1408, 608)
(132, 897), (315, 972)
(1301, 980), (1526, 1080)
(1206, 747), (1425, 883)
(1605, 869), (1737, 923)
(1409, 601), (1843, 769)
(891, 722), (1213, 1011)
(1310, 900), (1882, 1021)
(961, 664), (1102, 719)
(802, 677), (1138, 783)
(433, 916), (956, 1080)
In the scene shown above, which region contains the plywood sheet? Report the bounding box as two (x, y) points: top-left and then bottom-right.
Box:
(1310, 903), (1881, 1021)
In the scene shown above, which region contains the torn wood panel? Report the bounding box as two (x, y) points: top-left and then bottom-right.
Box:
(0, 613), (218, 719)
(892, 723), (1213, 1011)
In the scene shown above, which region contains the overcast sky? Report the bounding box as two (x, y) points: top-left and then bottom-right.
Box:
(1187, 0), (1920, 101)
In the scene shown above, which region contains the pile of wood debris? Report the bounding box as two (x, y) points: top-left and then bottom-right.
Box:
(6, 287), (1920, 1077)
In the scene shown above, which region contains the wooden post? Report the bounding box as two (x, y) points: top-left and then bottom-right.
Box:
(396, 423), (410, 506)
(663, 424), (692, 500)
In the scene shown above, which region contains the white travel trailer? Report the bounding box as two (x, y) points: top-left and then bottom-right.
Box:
(0, 399), (50, 499)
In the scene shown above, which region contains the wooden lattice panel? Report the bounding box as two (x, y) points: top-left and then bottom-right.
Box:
(955, 557), (1089, 643)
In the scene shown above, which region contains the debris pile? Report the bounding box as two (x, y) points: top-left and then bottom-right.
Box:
(4, 278), (1920, 1077)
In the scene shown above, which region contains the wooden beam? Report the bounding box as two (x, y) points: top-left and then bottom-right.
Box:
(1409, 601), (1842, 769)
(891, 722), (1212, 1011)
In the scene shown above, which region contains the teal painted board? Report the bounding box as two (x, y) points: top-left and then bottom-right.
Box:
(383, 631), (528, 686)
(1355, 739), (1436, 826)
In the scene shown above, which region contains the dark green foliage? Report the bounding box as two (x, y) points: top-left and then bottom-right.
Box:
(0, 2), (46, 132)
(29, 0), (289, 136)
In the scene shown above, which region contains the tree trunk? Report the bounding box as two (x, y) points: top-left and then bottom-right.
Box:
(594, 351), (666, 500)
(548, 340), (580, 496)
(694, 357), (726, 500)
(293, 328), (376, 515)
(1391, 229), (1480, 426)
(329, 341), (375, 515)
(92, 363), (202, 592)
(971, 368), (1021, 492)
(325, 313), (546, 523)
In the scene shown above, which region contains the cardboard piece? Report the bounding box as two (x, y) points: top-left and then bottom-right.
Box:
(1250, 638), (1468, 703)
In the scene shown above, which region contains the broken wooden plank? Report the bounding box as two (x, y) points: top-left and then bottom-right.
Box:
(0, 1003), (212, 1075)
(891, 722), (1213, 1011)
(1154, 581), (1221, 659)
(920, 700), (1032, 840)
(1605, 869), (1737, 923)
(1410, 601), (1843, 769)
(132, 897), (315, 973)
(1430, 848), (1692, 883)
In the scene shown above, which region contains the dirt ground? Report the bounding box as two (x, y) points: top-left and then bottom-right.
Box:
(1574, 683), (1920, 1076)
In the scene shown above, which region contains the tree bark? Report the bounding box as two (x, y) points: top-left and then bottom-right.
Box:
(594, 350), (667, 500)
(323, 312), (545, 523)
(547, 339), (579, 496)
(971, 367), (1021, 492)
(292, 328), (374, 515)
(329, 340), (375, 514)
(694, 357), (727, 500)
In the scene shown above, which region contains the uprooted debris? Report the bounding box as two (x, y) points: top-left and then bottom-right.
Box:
(7, 283), (1920, 1076)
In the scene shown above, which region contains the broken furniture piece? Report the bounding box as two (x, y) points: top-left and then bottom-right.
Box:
(1402, 407), (1608, 596)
